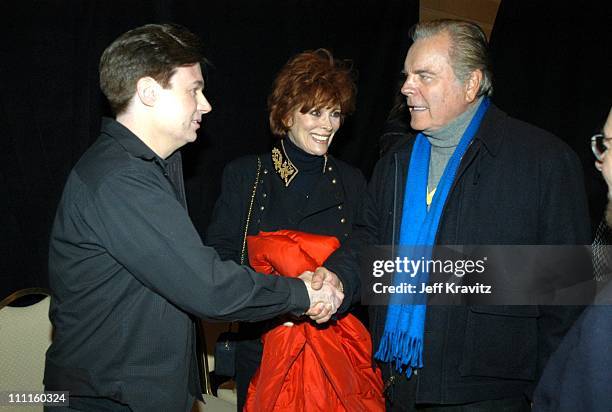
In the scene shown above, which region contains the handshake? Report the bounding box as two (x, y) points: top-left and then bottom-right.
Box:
(298, 267), (344, 324)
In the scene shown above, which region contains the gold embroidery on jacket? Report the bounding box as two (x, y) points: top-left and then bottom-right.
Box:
(272, 140), (298, 187)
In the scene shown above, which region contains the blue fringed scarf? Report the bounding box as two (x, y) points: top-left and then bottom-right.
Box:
(375, 98), (490, 376)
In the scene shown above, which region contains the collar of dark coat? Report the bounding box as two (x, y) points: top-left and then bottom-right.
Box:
(382, 103), (507, 158)
(263, 145), (343, 217)
(271, 139), (328, 187)
(100, 117), (184, 201)
(100, 117), (180, 166)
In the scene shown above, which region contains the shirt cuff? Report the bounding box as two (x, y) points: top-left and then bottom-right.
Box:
(286, 277), (310, 316)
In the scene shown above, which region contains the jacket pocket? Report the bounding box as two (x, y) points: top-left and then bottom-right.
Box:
(459, 305), (539, 380)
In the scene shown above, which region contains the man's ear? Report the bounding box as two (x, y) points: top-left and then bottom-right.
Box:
(135, 77), (159, 107)
(465, 69), (483, 103)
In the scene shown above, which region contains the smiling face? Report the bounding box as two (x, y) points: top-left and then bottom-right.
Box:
(401, 32), (476, 133)
(153, 63), (212, 151)
(286, 106), (341, 156)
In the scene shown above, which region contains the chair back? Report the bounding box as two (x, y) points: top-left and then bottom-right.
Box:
(0, 288), (52, 397)
(196, 320), (237, 407)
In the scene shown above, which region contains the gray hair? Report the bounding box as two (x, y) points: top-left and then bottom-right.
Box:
(410, 19), (493, 97)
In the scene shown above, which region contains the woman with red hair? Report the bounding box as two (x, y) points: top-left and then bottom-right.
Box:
(206, 49), (383, 410)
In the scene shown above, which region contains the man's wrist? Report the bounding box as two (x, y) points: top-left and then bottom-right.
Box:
(287, 277), (310, 316)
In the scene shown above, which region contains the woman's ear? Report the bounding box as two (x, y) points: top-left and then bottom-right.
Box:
(284, 115), (294, 129)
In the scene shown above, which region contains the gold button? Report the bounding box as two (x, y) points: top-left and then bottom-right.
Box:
(328, 166), (333, 171)
(338, 205), (343, 210)
(260, 206), (265, 211)
(332, 178), (337, 184)
(340, 218), (346, 223)
(263, 193), (267, 198)
(263, 169), (268, 174)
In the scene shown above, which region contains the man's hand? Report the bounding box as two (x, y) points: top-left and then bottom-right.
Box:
(310, 266), (344, 293)
(298, 271), (344, 324)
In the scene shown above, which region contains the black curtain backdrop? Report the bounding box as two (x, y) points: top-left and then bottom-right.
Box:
(0, 0), (419, 299)
(2, 1), (610, 301)
(489, 0), (612, 233)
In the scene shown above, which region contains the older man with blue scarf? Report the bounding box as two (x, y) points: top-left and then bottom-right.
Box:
(316, 19), (590, 411)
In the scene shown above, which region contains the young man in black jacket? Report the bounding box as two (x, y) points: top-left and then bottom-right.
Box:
(44, 24), (342, 412)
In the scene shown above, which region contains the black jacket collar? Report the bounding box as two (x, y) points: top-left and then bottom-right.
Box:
(100, 117), (185, 205)
(271, 139), (328, 187)
(101, 117), (163, 163)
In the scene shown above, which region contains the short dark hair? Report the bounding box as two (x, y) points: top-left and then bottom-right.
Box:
(411, 19), (493, 97)
(268, 49), (357, 137)
(100, 23), (205, 115)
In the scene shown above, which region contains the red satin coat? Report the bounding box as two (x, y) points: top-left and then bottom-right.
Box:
(244, 230), (384, 411)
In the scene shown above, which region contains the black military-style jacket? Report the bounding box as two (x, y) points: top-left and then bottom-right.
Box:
(206, 141), (368, 312)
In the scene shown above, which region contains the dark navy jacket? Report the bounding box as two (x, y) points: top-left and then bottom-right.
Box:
(326, 104), (591, 404)
(533, 279), (612, 412)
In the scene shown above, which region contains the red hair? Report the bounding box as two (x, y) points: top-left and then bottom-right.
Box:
(268, 49), (356, 137)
